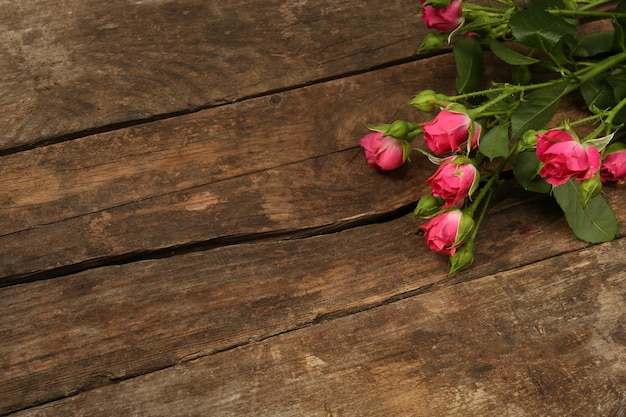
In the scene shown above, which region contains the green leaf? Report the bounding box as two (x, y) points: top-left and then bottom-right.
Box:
(511, 82), (569, 139)
(572, 32), (616, 58)
(580, 75), (616, 110)
(454, 37), (484, 94)
(509, 9), (577, 51)
(479, 125), (510, 160)
(553, 180), (618, 243)
(489, 39), (540, 66)
(513, 151), (551, 193)
(608, 72), (626, 103)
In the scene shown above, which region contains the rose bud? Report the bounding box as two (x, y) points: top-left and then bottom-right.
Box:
(449, 241), (474, 274)
(536, 129), (600, 186)
(421, 0), (463, 32)
(579, 176), (602, 207)
(414, 194), (445, 217)
(420, 209), (474, 256)
(416, 33), (446, 54)
(421, 109), (482, 155)
(426, 156), (479, 208)
(600, 146), (626, 183)
(359, 131), (406, 171)
(410, 89), (439, 112)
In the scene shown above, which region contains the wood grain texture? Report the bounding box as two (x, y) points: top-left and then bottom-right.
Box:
(11, 238), (626, 417)
(0, 56), (457, 238)
(0, 0), (423, 150)
(0, 56), (462, 280)
(0, 186), (621, 414)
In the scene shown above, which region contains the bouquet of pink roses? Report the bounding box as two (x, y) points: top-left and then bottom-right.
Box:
(360, 0), (626, 273)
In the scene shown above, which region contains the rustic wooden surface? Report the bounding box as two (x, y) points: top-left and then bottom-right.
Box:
(1, 1), (625, 416)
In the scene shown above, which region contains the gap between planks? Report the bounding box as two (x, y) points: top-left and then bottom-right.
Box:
(6, 236), (623, 417)
(0, 198), (417, 288)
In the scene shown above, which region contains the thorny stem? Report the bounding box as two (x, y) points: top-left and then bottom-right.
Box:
(605, 96), (626, 128)
(464, 143), (517, 218)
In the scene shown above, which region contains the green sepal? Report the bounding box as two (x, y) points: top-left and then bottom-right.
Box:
(579, 176), (603, 208)
(583, 132), (615, 153)
(453, 211), (475, 249)
(449, 241), (475, 274)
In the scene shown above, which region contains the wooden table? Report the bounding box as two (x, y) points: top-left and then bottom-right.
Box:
(1, 1), (625, 415)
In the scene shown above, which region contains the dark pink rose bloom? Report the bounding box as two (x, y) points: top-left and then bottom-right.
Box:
(600, 149), (626, 183)
(536, 130), (600, 186)
(421, 0), (463, 32)
(421, 109), (481, 155)
(359, 131), (405, 171)
(426, 157), (479, 208)
(420, 209), (473, 255)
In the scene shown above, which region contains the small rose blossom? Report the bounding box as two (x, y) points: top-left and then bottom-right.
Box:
(421, 0), (463, 32)
(600, 149), (626, 183)
(359, 131), (405, 171)
(420, 209), (473, 255)
(426, 157), (479, 208)
(536, 129), (600, 186)
(421, 109), (481, 155)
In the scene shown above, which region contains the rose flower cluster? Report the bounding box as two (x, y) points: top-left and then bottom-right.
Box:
(360, 100), (626, 272)
(359, 0), (626, 273)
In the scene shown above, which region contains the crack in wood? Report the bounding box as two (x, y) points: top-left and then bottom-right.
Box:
(0, 202), (417, 288)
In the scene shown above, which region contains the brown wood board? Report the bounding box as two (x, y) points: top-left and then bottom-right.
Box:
(0, 187), (622, 414)
(10, 238), (626, 416)
(0, 56), (464, 281)
(0, 0), (423, 151)
(0, 55), (458, 238)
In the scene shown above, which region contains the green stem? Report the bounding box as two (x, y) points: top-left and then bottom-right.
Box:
(446, 51), (626, 105)
(577, 0), (617, 11)
(606, 96), (626, 127)
(549, 10), (626, 18)
(465, 144), (516, 217)
(467, 182), (496, 242)
(583, 120), (609, 142)
(461, 3), (508, 14)
(469, 91), (514, 116)
(564, 113), (605, 127)
(574, 51), (626, 84)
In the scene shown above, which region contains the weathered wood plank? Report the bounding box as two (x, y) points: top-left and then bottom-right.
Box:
(0, 146), (430, 281)
(0, 186), (622, 414)
(0, 0), (423, 151)
(0, 56), (463, 280)
(0, 56), (458, 238)
(12, 238), (626, 417)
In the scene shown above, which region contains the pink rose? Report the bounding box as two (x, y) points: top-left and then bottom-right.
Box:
(600, 149), (626, 183)
(536, 130), (600, 186)
(426, 157), (479, 208)
(421, 0), (463, 32)
(360, 131), (405, 171)
(421, 109), (481, 155)
(420, 209), (473, 255)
